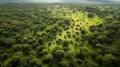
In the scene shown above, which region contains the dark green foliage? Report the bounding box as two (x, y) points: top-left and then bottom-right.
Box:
(58, 61), (69, 67)
(38, 38), (43, 45)
(21, 44), (31, 55)
(42, 53), (53, 64)
(29, 58), (42, 67)
(87, 13), (94, 18)
(3, 52), (28, 67)
(0, 38), (15, 47)
(63, 40), (70, 47)
(82, 59), (99, 67)
(53, 49), (65, 61)
(64, 19), (70, 25)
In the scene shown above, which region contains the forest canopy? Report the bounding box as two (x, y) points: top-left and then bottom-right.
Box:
(0, 3), (120, 67)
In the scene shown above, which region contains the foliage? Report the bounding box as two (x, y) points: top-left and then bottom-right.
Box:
(0, 4), (120, 67)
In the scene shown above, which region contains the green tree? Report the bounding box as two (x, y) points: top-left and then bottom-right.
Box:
(42, 53), (53, 64)
(3, 52), (28, 67)
(29, 57), (42, 67)
(21, 44), (31, 55)
(63, 40), (70, 47)
(82, 59), (99, 67)
(102, 54), (116, 67)
(52, 47), (65, 62)
(0, 38), (15, 48)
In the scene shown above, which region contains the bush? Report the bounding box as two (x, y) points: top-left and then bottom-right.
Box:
(42, 53), (53, 64)
(63, 40), (70, 47)
(21, 44), (31, 55)
(0, 38), (15, 48)
(3, 52), (28, 67)
(87, 13), (94, 18)
(82, 59), (99, 67)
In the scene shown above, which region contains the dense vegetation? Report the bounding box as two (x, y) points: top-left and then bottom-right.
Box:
(0, 3), (120, 67)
